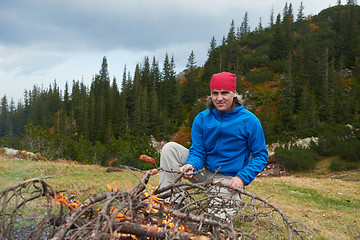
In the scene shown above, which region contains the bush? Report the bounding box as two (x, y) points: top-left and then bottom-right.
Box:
(329, 160), (360, 171)
(245, 68), (273, 84)
(311, 123), (360, 162)
(275, 144), (317, 171)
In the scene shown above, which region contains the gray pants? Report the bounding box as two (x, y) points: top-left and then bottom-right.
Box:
(159, 142), (241, 220)
(160, 142), (236, 186)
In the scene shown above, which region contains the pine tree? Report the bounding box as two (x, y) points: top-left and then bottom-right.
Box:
(269, 14), (287, 60)
(64, 82), (70, 114)
(319, 48), (331, 121)
(256, 17), (263, 32)
(297, 1), (305, 21)
(276, 53), (296, 133)
(292, 43), (305, 111)
(14, 101), (25, 136)
(149, 57), (161, 137)
(183, 51), (199, 106)
(140, 56), (152, 92)
(326, 57), (337, 122)
(343, 2), (359, 66)
(119, 66), (129, 134)
(227, 20), (236, 44)
(0, 96), (8, 137)
(283, 3), (294, 55)
(186, 51), (196, 69)
(87, 57), (112, 141)
(110, 77), (120, 137)
(203, 36), (218, 88)
(208, 36), (217, 57)
(79, 81), (89, 138)
(239, 12), (250, 39)
(130, 64), (142, 135)
(160, 53), (181, 133)
(283, 3), (288, 22)
(297, 84), (318, 131)
(8, 99), (15, 145)
(269, 6), (274, 27)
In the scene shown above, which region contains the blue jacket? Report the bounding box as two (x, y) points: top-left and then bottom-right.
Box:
(186, 105), (268, 186)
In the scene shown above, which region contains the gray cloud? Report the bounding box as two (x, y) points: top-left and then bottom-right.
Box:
(0, 0), (228, 51)
(0, 0), (334, 101)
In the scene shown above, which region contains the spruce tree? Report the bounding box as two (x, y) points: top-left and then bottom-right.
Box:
(269, 5), (274, 27)
(110, 77), (120, 138)
(183, 51), (199, 106)
(186, 51), (196, 69)
(239, 12), (250, 39)
(227, 20), (236, 44)
(269, 14), (287, 60)
(297, 1), (305, 21)
(276, 53), (295, 134)
(120, 66), (129, 134)
(140, 56), (152, 92)
(0, 96), (8, 137)
(149, 57), (161, 137)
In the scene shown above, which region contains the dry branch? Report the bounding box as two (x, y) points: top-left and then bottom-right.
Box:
(1, 169), (317, 240)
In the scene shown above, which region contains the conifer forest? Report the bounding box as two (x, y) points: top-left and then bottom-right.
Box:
(1, 3), (360, 170)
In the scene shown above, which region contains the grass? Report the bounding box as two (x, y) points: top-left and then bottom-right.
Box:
(1, 154), (359, 239)
(248, 177), (360, 239)
(0, 155), (145, 199)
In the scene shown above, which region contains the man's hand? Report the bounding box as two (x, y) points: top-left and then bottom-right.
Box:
(228, 176), (244, 193)
(179, 164), (194, 179)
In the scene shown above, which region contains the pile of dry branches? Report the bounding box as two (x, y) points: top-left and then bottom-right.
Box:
(0, 167), (314, 240)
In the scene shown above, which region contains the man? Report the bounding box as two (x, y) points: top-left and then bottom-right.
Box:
(159, 72), (268, 201)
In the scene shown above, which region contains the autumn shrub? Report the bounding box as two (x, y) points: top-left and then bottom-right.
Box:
(275, 144), (317, 171)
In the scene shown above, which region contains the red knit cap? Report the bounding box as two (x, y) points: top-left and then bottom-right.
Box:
(210, 72), (237, 92)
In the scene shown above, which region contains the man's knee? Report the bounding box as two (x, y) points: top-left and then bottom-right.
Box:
(161, 142), (179, 154)
(160, 142), (189, 168)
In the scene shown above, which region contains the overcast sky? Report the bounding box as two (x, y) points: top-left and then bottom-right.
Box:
(0, 0), (336, 103)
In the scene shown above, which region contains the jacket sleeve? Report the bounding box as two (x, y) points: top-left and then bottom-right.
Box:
(236, 116), (268, 186)
(185, 114), (206, 172)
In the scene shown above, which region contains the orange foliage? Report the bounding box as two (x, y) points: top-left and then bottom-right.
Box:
(305, 14), (313, 22)
(35, 152), (48, 161)
(342, 79), (351, 89)
(309, 23), (319, 31)
(241, 79), (253, 89)
(293, 31), (300, 39)
(250, 67), (260, 72)
(49, 126), (55, 134)
(108, 157), (118, 167)
(171, 120), (191, 146)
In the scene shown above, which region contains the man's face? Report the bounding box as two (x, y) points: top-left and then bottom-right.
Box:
(210, 89), (236, 112)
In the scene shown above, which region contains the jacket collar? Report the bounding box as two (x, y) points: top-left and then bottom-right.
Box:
(211, 105), (243, 117)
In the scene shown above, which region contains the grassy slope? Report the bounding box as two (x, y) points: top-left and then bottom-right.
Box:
(0, 155), (145, 197)
(1, 155), (359, 239)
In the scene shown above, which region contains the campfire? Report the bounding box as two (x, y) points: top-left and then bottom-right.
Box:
(0, 156), (314, 239)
